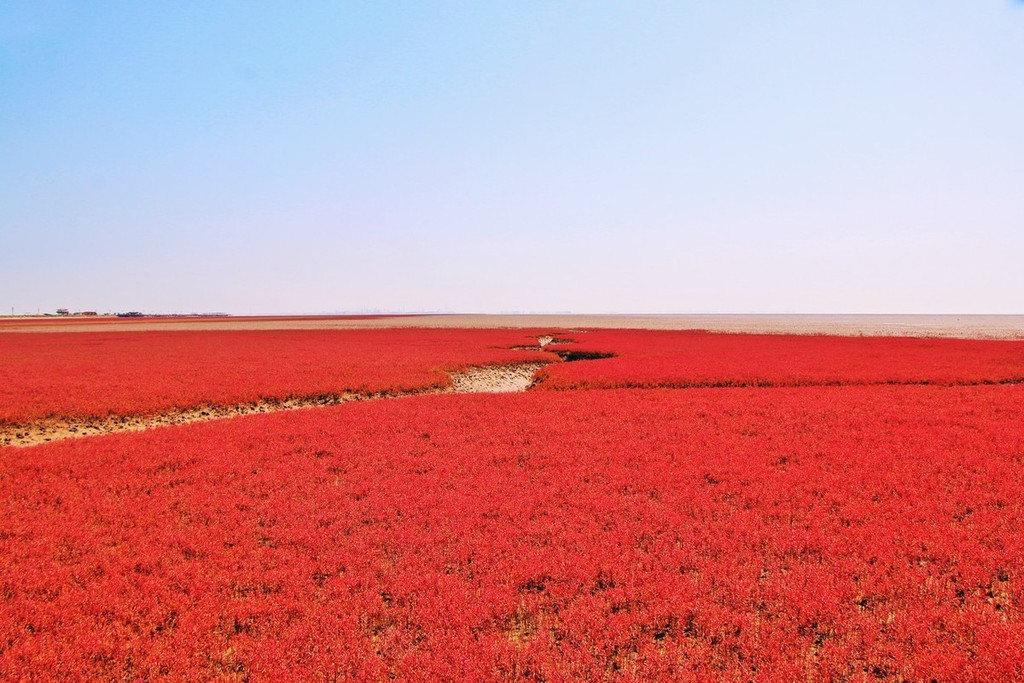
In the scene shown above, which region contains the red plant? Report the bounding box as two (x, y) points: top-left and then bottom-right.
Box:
(2, 384), (1022, 680)
(0, 328), (555, 424)
(535, 330), (1024, 389)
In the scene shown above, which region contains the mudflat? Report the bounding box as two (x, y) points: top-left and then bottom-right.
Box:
(2, 314), (1023, 339)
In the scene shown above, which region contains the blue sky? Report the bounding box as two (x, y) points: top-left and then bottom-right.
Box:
(2, 1), (1022, 315)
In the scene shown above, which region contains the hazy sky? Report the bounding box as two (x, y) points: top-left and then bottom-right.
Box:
(2, 2), (1022, 315)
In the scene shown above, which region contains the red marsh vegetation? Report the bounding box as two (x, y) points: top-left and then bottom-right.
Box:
(1, 328), (1022, 680)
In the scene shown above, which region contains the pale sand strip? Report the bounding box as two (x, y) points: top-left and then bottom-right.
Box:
(450, 362), (547, 393)
(2, 315), (1023, 339)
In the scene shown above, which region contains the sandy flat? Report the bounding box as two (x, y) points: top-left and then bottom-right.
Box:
(1, 314), (1023, 339)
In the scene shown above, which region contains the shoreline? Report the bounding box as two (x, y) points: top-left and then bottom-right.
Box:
(1, 313), (1023, 339)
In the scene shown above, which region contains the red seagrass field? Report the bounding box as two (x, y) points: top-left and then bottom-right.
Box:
(2, 320), (1023, 681)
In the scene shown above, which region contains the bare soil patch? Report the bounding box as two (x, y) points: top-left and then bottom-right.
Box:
(450, 363), (548, 393)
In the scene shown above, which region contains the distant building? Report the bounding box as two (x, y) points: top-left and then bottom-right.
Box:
(56, 308), (69, 316)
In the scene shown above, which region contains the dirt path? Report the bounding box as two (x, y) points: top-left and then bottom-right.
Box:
(0, 361), (552, 448)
